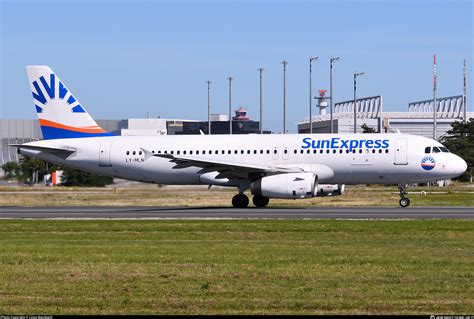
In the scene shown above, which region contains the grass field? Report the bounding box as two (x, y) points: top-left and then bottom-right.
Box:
(0, 219), (473, 314)
(1, 183), (473, 207)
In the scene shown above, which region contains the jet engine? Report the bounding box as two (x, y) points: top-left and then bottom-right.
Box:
(250, 173), (346, 199)
(250, 173), (318, 199)
(316, 184), (345, 197)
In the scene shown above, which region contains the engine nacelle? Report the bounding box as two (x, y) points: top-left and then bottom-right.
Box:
(250, 173), (317, 199)
(316, 184), (345, 197)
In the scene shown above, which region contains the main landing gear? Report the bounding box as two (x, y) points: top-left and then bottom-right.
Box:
(232, 194), (249, 208)
(398, 184), (410, 208)
(231, 194), (270, 208)
(252, 195), (270, 208)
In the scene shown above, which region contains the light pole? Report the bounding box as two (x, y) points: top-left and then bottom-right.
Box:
(228, 76), (233, 134)
(206, 80), (211, 134)
(330, 57), (340, 133)
(353, 72), (366, 133)
(258, 67), (264, 134)
(433, 53), (437, 140)
(282, 59), (288, 134)
(309, 57), (319, 134)
(463, 59), (467, 122)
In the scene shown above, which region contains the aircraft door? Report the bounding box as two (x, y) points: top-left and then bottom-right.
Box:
(394, 139), (408, 165)
(99, 142), (112, 167)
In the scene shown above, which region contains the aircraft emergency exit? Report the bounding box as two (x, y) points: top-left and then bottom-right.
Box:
(12, 66), (468, 208)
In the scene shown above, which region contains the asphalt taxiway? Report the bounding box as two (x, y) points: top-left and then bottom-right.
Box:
(0, 206), (473, 219)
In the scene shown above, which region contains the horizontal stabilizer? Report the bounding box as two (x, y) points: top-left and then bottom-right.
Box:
(9, 144), (76, 158)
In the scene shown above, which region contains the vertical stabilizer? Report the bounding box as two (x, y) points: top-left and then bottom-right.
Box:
(26, 66), (112, 139)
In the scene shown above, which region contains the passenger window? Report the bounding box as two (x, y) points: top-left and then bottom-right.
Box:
(313, 149), (317, 154)
(273, 149), (277, 154)
(221, 150), (225, 154)
(247, 150), (251, 154)
(196, 151), (199, 155)
(307, 149), (310, 154)
(378, 149), (382, 153)
(346, 150), (350, 153)
(228, 150), (231, 154)
(234, 150), (238, 154)
(253, 150), (257, 154)
(433, 147), (441, 153)
(326, 150), (330, 154)
(352, 150), (356, 154)
(171, 151), (174, 155)
(320, 150), (323, 154)
(284, 149), (288, 154)
(425, 147), (431, 154)
(372, 149), (376, 153)
(241, 150), (244, 154)
(300, 150), (304, 154)
(152, 150), (155, 154)
(385, 149), (389, 153)
(132, 151), (136, 155)
(260, 150), (264, 154)
(126, 151), (130, 155)
(359, 149), (362, 154)
(294, 150), (297, 154)
(158, 150), (161, 154)
(183, 150), (186, 155)
(203, 150), (206, 155)
(266, 150), (270, 154)
(190, 150), (193, 155)
(334, 150), (337, 154)
(340, 149), (343, 153)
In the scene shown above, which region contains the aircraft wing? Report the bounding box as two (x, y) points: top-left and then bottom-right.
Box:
(141, 148), (304, 179)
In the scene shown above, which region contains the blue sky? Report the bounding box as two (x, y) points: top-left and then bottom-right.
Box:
(1, 0), (472, 133)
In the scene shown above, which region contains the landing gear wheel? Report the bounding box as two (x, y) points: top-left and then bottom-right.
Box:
(398, 184), (410, 208)
(252, 195), (270, 208)
(232, 194), (249, 208)
(399, 197), (410, 208)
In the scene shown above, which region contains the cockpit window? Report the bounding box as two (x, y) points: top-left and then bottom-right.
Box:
(432, 146), (441, 153)
(424, 147), (431, 154)
(439, 146), (449, 153)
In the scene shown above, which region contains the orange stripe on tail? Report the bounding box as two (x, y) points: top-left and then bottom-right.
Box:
(39, 119), (106, 133)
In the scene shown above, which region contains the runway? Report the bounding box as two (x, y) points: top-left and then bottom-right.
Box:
(0, 206), (473, 219)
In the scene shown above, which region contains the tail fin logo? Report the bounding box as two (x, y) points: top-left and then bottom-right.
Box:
(26, 65), (112, 140)
(32, 74), (86, 114)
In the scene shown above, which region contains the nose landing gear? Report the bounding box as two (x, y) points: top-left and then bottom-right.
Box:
(398, 184), (410, 207)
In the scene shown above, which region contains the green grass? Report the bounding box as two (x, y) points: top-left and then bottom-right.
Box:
(0, 219), (473, 314)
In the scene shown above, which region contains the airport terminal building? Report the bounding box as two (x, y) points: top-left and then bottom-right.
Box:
(298, 95), (472, 138)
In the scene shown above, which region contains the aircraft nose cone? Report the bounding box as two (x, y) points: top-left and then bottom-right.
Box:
(454, 156), (468, 176)
(459, 158), (467, 174)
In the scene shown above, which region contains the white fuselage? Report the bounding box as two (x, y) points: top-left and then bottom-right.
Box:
(20, 133), (467, 187)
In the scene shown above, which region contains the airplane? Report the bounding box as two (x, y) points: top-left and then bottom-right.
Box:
(11, 66), (468, 208)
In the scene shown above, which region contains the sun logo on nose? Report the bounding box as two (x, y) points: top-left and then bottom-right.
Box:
(421, 156), (436, 171)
